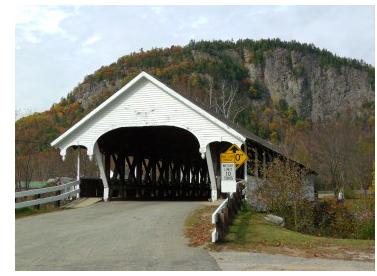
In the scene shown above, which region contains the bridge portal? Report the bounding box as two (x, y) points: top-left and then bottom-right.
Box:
(51, 71), (313, 202)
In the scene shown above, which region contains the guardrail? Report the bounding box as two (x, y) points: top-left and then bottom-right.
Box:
(15, 180), (80, 209)
(211, 180), (245, 243)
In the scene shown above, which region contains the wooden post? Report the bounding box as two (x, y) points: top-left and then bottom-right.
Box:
(77, 147), (80, 181)
(93, 143), (110, 202)
(55, 188), (60, 207)
(104, 153), (111, 200)
(219, 212), (225, 241)
(35, 194), (41, 210)
(262, 150), (266, 178)
(223, 207), (229, 232)
(253, 148), (259, 178)
(152, 158), (157, 184)
(120, 154), (126, 199)
(105, 153), (111, 182)
(75, 147), (80, 199)
(243, 143), (248, 182)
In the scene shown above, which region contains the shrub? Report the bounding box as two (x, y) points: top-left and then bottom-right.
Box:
(283, 199), (367, 239)
(294, 200), (316, 234)
(357, 219), (375, 239)
(331, 203), (357, 238)
(293, 63), (305, 77)
(312, 200), (335, 236)
(256, 158), (307, 230)
(344, 187), (357, 199)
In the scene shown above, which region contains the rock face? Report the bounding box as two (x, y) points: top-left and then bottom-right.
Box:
(244, 48), (374, 122)
(68, 43), (374, 124)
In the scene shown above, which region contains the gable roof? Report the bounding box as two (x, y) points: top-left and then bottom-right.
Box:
(51, 71), (315, 174)
(51, 71), (246, 147)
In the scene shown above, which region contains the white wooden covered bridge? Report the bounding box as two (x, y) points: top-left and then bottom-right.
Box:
(51, 72), (314, 202)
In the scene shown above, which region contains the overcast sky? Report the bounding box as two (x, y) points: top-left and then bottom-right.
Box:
(15, 5), (375, 113)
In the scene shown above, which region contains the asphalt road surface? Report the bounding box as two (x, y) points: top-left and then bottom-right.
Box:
(16, 201), (374, 271)
(16, 201), (220, 271)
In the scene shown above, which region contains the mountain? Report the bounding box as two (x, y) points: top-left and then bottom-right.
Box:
(16, 38), (374, 156)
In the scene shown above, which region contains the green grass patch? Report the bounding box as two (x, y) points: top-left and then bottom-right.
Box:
(218, 207), (374, 261)
(18, 181), (48, 189)
(15, 205), (62, 219)
(226, 208), (373, 249)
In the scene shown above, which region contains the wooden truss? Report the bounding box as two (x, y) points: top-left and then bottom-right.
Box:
(100, 150), (211, 200)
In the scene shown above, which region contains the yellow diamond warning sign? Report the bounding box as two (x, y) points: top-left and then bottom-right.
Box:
(224, 144), (249, 169)
(220, 153), (235, 163)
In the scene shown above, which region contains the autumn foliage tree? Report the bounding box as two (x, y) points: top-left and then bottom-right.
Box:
(255, 158), (308, 230)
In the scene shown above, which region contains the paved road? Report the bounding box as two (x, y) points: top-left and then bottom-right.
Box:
(210, 251), (374, 271)
(16, 201), (220, 271)
(16, 201), (374, 271)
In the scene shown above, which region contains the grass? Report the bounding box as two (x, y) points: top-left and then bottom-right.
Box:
(18, 181), (48, 189)
(15, 205), (62, 219)
(216, 207), (375, 261)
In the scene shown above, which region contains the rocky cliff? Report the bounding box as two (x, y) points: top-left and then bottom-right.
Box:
(70, 40), (374, 124)
(245, 47), (374, 121)
(16, 39), (375, 154)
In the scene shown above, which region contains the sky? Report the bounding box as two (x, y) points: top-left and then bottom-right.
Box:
(15, 5), (375, 113)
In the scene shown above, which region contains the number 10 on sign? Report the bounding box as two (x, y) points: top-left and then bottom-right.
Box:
(221, 163), (236, 193)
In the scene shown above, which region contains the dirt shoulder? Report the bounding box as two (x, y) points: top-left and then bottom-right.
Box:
(184, 204), (375, 263)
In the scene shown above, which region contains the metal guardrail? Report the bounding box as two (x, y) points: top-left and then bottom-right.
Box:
(15, 180), (80, 209)
(211, 180), (245, 242)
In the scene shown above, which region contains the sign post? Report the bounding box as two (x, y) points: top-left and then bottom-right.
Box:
(220, 144), (249, 193)
(220, 154), (237, 193)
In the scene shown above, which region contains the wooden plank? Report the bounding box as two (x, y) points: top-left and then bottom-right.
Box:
(15, 188), (80, 209)
(211, 198), (229, 224)
(15, 181), (79, 198)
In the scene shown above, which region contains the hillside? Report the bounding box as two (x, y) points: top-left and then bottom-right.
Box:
(15, 39), (375, 180)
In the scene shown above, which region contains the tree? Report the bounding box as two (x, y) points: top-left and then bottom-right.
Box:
(289, 112), (374, 198)
(300, 118), (356, 195)
(16, 108), (32, 121)
(256, 158), (308, 230)
(15, 151), (35, 190)
(348, 136), (374, 205)
(213, 80), (247, 122)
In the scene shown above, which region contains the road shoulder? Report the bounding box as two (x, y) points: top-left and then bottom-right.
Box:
(209, 251), (375, 271)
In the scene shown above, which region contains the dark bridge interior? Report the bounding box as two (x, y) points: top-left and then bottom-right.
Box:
(94, 126), (211, 200)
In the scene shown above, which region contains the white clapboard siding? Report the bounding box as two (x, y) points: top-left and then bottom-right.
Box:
(52, 72), (246, 158)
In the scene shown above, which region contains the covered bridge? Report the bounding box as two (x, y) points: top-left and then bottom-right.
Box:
(51, 72), (315, 202)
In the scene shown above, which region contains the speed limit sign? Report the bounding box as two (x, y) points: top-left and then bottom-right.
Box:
(221, 163), (236, 193)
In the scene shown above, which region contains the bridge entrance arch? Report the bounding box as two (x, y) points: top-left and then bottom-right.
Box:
(95, 126), (210, 200)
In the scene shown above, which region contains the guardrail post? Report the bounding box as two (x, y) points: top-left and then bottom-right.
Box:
(223, 207), (229, 233)
(211, 180), (246, 243)
(55, 189), (60, 207)
(219, 212), (225, 241)
(35, 194), (41, 210)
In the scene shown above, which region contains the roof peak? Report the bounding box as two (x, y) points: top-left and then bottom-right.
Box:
(51, 71), (246, 147)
